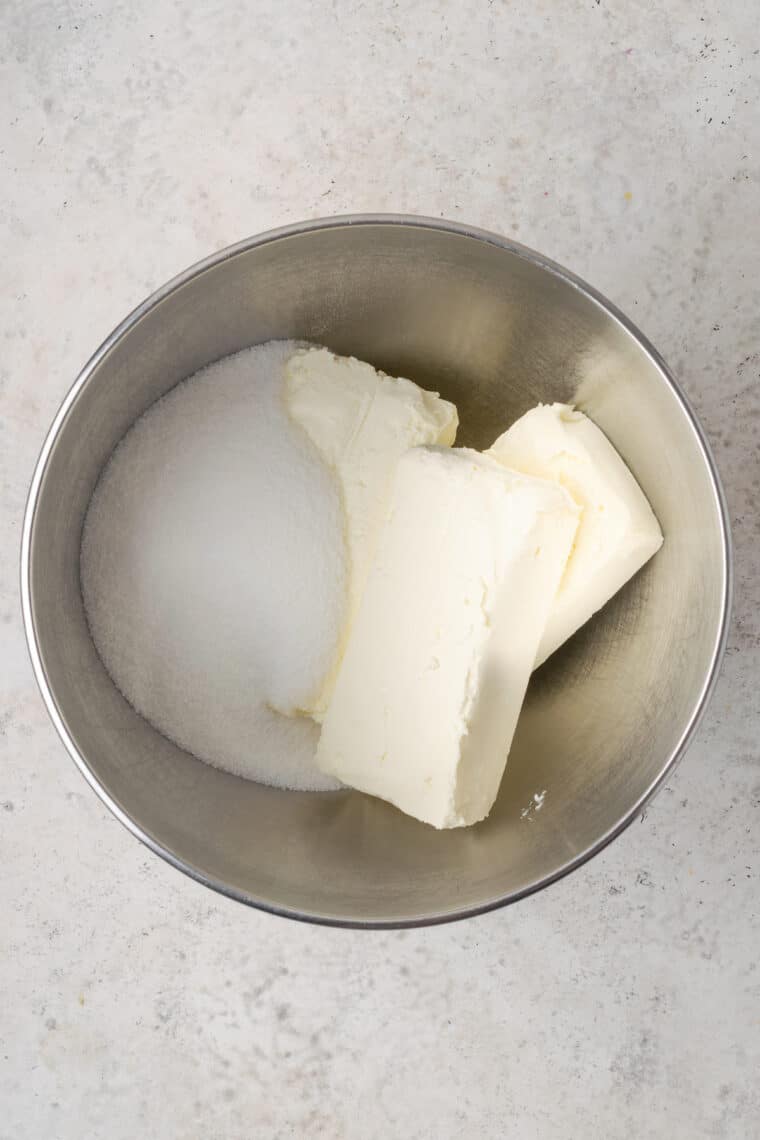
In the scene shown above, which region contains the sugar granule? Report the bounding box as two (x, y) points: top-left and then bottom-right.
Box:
(80, 340), (346, 791)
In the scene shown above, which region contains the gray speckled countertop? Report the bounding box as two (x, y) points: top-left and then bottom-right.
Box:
(2, 3), (758, 1137)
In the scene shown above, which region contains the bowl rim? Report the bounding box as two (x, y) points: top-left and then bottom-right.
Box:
(20, 213), (734, 929)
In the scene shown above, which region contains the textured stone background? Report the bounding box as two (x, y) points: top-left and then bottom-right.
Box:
(1, 2), (758, 1137)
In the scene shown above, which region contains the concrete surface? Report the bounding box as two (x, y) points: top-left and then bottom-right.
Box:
(1, 2), (758, 1137)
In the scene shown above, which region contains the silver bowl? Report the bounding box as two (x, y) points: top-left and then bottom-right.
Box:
(21, 216), (731, 927)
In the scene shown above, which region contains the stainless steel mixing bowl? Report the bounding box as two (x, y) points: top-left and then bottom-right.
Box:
(21, 215), (731, 927)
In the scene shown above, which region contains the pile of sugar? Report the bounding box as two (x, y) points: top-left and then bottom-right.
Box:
(80, 340), (346, 791)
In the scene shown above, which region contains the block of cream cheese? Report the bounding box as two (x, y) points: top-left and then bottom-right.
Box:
(316, 446), (579, 828)
(488, 403), (663, 667)
(284, 347), (458, 719)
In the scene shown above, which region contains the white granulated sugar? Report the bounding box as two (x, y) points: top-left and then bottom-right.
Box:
(80, 340), (345, 791)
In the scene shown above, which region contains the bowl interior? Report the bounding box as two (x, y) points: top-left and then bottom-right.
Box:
(25, 220), (729, 925)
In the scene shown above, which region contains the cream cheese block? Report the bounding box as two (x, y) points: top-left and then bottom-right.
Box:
(284, 346), (458, 719)
(488, 403), (663, 667)
(316, 446), (579, 828)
